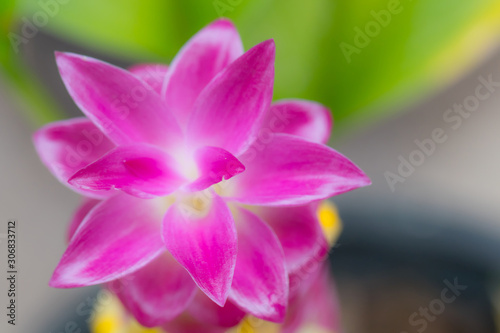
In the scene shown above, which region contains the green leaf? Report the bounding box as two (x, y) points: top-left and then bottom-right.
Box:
(227, 0), (500, 134)
(9, 0), (500, 131)
(14, 0), (219, 61)
(309, 0), (500, 133)
(0, 0), (64, 125)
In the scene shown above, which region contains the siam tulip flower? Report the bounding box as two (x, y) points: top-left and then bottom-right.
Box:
(90, 202), (343, 333)
(33, 19), (370, 327)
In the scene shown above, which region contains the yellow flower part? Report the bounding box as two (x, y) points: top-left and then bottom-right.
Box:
(90, 201), (342, 333)
(226, 316), (280, 333)
(91, 291), (163, 333)
(317, 200), (342, 246)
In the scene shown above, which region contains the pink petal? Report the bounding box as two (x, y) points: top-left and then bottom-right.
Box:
(67, 197), (100, 242)
(162, 19), (243, 126)
(68, 144), (186, 198)
(264, 99), (332, 144)
(188, 292), (245, 328)
(162, 194), (237, 306)
(55, 52), (182, 147)
(129, 63), (169, 94)
(33, 118), (115, 198)
(112, 252), (197, 327)
(184, 146), (245, 192)
(254, 203), (328, 275)
(229, 207), (288, 323)
(187, 40), (275, 155)
(228, 134), (371, 205)
(283, 264), (341, 333)
(162, 315), (227, 333)
(50, 193), (164, 288)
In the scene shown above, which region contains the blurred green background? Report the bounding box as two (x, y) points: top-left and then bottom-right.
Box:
(2, 0), (500, 133)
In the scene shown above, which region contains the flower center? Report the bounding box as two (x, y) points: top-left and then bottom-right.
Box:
(173, 148), (200, 182)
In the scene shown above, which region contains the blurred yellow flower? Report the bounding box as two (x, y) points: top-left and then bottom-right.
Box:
(317, 201), (342, 246)
(91, 292), (162, 333)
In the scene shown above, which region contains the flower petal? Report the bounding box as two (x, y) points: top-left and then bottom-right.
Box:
(228, 134), (371, 205)
(283, 264), (341, 333)
(129, 63), (169, 94)
(184, 146), (245, 192)
(112, 252), (197, 327)
(253, 203), (328, 275)
(187, 40), (275, 155)
(50, 193), (164, 288)
(162, 194), (237, 306)
(68, 144), (186, 198)
(229, 207), (288, 323)
(55, 52), (182, 147)
(162, 19), (243, 126)
(67, 197), (100, 242)
(188, 292), (245, 328)
(263, 99), (332, 144)
(33, 117), (115, 198)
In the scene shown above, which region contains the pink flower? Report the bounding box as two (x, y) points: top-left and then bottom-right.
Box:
(33, 19), (370, 327)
